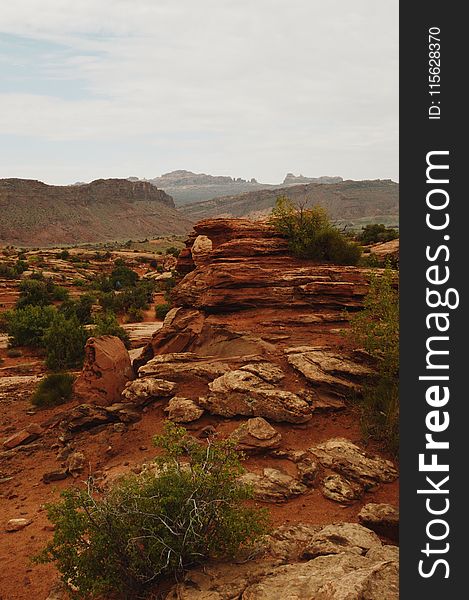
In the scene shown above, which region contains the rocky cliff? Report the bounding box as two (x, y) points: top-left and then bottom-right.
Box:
(181, 179), (399, 225)
(0, 178), (192, 246)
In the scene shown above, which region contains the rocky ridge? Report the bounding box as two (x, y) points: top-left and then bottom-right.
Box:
(0, 178), (192, 246)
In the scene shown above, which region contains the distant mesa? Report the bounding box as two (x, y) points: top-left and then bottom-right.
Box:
(0, 177), (191, 246)
(127, 170), (344, 206)
(283, 173), (343, 185)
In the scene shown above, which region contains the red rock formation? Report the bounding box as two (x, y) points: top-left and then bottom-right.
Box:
(74, 336), (134, 406)
(174, 219), (370, 312)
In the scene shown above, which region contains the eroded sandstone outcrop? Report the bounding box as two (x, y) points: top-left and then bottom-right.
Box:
(74, 336), (134, 406)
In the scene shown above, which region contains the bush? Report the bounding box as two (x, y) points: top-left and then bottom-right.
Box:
(358, 224), (399, 245)
(16, 278), (69, 308)
(126, 306), (144, 322)
(4, 305), (56, 347)
(270, 196), (361, 265)
(348, 265), (399, 453)
(31, 373), (75, 408)
(43, 314), (89, 371)
(57, 250), (70, 260)
(35, 423), (269, 598)
(59, 294), (95, 325)
(92, 312), (131, 348)
(155, 302), (171, 320)
(165, 246), (181, 257)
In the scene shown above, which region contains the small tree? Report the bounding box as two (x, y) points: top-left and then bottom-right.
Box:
(43, 314), (89, 371)
(3, 305), (56, 347)
(35, 423), (269, 598)
(270, 196), (361, 264)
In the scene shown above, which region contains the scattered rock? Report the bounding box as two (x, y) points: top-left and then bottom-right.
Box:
(243, 551), (398, 600)
(285, 346), (373, 393)
(164, 397), (204, 423)
(2, 423), (42, 450)
(139, 353), (229, 382)
(239, 362), (285, 384)
(67, 451), (86, 477)
(239, 467), (308, 502)
(121, 378), (177, 406)
(358, 503), (399, 541)
(199, 369), (312, 423)
(5, 518), (32, 532)
(321, 473), (363, 504)
(309, 438), (398, 488)
(229, 417), (282, 453)
(74, 336), (134, 406)
(42, 469), (69, 484)
(302, 523), (382, 559)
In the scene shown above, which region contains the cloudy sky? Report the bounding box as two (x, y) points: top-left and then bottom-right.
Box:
(0, 0), (398, 185)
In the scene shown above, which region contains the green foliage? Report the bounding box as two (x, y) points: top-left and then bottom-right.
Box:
(358, 223), (399, 245)
(0, 260), (28, 279)
(3, 305), (56, 347)
(16, 278), (70, 308)
(165, 246), (181, 258)
(92, 312), (131, 348)
(110, 264), (139, 289)
(43, 314), (89, 371)
(31, 373), (75, 408)
(155, 303), (171, 320)
(270, 196), (362, 265)
(126, 306), (144, 322)
(36, 423), (269, 598)
(98, 281), (154, 315)
(349, 265), (399, 453)
(57, 250), (70, 260)
(59, 294), (95, 325)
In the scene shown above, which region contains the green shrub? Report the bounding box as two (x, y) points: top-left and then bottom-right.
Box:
(16, 278), (69, 308)
(31, 373), (75, 408)
(43, 314), (89, 371)
(59, 294), (95, 325)
(4, 305), (56, 347)
(155, 302), (171, 320)
(35, 423), (269, 598)
(270, 196), (361, 265)
(348, 265), (399, 453)
(57, 250), (70, 260)
(92, 312), (131, 348)
(358, 224), (399, 245)
(165, 246), (181, 257)
(126, 306), (144, 322)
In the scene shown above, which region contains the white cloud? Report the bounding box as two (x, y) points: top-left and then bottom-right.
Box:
(0, 0), (398, 183)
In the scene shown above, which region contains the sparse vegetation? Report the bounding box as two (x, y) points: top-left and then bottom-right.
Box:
(358, 223), (399, 245)
(35, 423), (269, 599)
(43, 314), (89, 371)
(349, 265), (399, 453)
(155, 302), (171, 320)
(16, 278), (69, 308)
(3, 305), (56, 348)
(270, 196), (362, 265)
(31, 373), (75, 408)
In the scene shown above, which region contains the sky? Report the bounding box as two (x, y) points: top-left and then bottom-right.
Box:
(0, 0), (398, 185)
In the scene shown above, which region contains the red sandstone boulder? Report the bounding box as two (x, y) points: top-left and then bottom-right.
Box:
(74, 336), (134, 406)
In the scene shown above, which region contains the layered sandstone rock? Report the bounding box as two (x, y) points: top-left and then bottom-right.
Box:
(74, 336), (134, 406)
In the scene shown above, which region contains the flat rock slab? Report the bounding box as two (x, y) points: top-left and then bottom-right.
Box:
(164, 397), (204, 423)
(199, 369), (312, 423)
(230, 417), (282, 453)
(285, 346), (373, 393)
